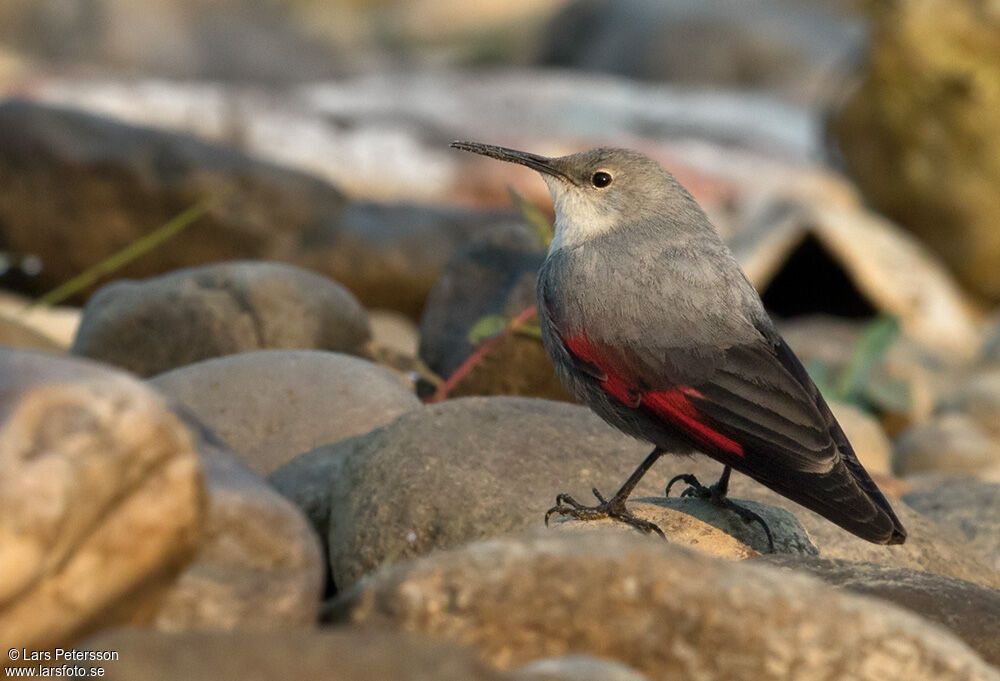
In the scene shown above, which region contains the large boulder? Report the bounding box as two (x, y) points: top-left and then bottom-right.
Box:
(150, 350), (420, 475)
(337, 530), (1000, 681)
(0, 349), (205, 651)
(323, 397), (806, 588)
(0, 100), (514, 316)
(72, 262), (370, 377)
(278, 395), (998, 591)
(828, 0), (1000, 301)
(761, 556), (1000, 667)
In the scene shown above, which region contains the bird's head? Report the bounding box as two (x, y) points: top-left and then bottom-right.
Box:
(452, 141), (693, 250)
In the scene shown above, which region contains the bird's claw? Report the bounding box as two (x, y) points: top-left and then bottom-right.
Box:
(544, 489), (665, 539)
(666, 473), (707, 498)
(665, 472), (775, 553)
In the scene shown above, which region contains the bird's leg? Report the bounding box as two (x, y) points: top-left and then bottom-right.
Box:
(666, 465), (775, 552)
(545, 447), (666, 538)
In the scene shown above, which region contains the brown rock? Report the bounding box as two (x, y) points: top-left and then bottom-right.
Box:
(760, 556), (1000, 667)
(732, 202), (981, 360)
(0, 314), (62, 351)
(0, 349), (205, 651)
(0, 100), (515, 316)
(828, 0), (1000, 301)
(150, 350), (420, 475)
(151, 417), (324, 631)
(941, 370), (1000, 439)
(85, 627), (505, 681)
(338, 530), (1000, 680)
(72, 261), (371, 377)
(0, 290), (80, 348)
(893, 414), (1000, 477)
(903, 476), (1000, 570)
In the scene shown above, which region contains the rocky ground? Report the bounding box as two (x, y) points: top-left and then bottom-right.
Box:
(3, 0), (1000, 679)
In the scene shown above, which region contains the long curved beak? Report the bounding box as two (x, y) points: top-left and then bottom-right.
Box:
(450, 141), (574, 184)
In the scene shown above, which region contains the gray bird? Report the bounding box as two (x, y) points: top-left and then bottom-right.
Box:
(452, 141), (906, 547)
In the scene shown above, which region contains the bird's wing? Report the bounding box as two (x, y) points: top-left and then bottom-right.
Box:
(557, 322), (905, 544)
(559, 326), (838, 473)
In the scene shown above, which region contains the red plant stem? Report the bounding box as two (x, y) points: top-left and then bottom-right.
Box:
(426, 305), (539, 403)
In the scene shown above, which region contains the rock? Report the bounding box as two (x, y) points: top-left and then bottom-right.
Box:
(829, 401), (892, 475)
(320, 396), (999, 590)
(0, 0), (355, 81)
(150, 350), (420, 475)
(940, 370), (1000, 439)
(268, 440), (357, 569)
(418, 223), (572, 400)
(0, 290), (80, 348)
(337, 530), (1000, 680)
(369, 310), (420, 360)
(326, 397), (673, 587)
(760, 556), (1000, 667)
(296, 201), (520, 317)
(828, 0), (1000, 302)
(72, 261), (370, 377)
(731, 202), (981, 361)
(29, 73), (824, 210)
(893, 414), (1000, 478)
(513, 656), (649, 681)
(0, 349), (205, 651)
(903, 476), (1000, 570)
(84, 628), (505, 681)
(152, 415), (324, 631)
(0, 313), (62, 351)
(670, 454), (1000, 589)
(537, 0), (864, 106)
(549, 497), (816, 558)
(0, 100), (514, 316)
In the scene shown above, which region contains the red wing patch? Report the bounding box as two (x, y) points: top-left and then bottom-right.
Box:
(642, 388), (744, 456)
(563, 334), (639, 407)
(563, 332), (743, 456)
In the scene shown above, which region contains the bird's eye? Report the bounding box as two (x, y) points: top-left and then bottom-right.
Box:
(591, 171), (613, 188)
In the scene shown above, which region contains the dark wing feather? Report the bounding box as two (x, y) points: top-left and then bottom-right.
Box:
(655, 328), (905, 544)
(553, 319), (906, 544)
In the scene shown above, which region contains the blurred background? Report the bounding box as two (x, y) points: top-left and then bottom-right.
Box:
(1, 0), (999, 477)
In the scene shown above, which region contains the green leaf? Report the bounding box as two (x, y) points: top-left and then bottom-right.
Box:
(834, 315), (900, 403)
(507, 186), (554, 248)
(468, 315), (509, 345)
(25, 188), (233, 311)
(514, 323), (543, 340)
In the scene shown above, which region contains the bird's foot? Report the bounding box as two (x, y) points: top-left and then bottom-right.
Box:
(665, 473), (775, 552)
(544, 487), (665, 538)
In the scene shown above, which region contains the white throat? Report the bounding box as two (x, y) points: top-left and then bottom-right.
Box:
(545, 178), (616, 252)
